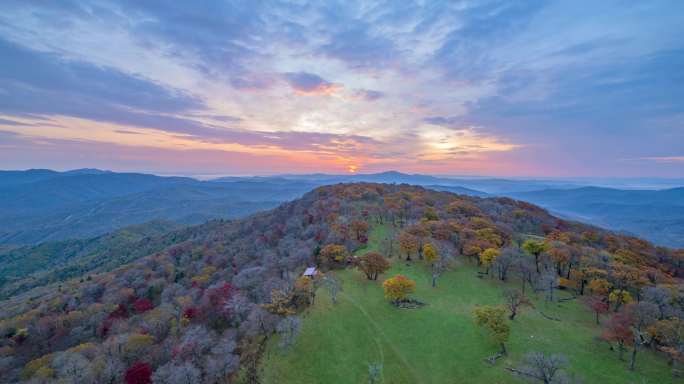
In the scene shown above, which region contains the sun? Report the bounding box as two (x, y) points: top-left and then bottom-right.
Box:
(347, 164), (358, 174)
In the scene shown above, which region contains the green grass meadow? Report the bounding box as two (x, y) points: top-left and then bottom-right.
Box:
(259, 226), (676, 383)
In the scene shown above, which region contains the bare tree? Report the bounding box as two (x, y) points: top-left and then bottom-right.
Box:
(203, 332), (240, 383)
(431, 259), (447, 288)
(431, 241), (454, 287)
(152, 361), (201, 384)
(379, 228), (398, 258)
(368, 362), (383, 384)
(642, 286), (671, 320)
(322, 274), (342, 305)
(510, 352), (571, 384)
(94, 356), (125, 384)
(516, 254), (537, 295)
(277, 316), (302, 351)
(503, 288), (532, 320)
(494, 249), (516, 281)
(53, 351), (95, 383)
(627, 302), (658, 371)
(539, 273), (559, 302)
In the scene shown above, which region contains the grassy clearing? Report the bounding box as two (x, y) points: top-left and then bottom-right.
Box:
(260, 226), (675, 383)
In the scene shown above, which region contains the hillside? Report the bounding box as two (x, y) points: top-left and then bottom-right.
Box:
(0, 184), (682, 383)
(0, 220), (184, 299)
(0, 170), (314, 245)
(260, 227), (674, 383)
(510, 187), (684, 247)
(213, 172), (684, 247)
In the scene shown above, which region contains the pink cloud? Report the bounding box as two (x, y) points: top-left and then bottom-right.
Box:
(282, 72), (343, 96)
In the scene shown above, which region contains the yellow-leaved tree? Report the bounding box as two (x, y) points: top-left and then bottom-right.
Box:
(609, 289), (633, 312)
(473, 305), (510, 355)
(383, 275), (416, 304)
(479, 248), (500, 275)
(424, 243), (440, 265)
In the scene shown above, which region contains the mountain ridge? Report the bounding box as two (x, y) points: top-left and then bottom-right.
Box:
(1, 169), (683, 247)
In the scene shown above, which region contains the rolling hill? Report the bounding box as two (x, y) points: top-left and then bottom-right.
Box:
(0, 220), (184, 299)
(0, 170), (315, 245)
(510, 187), (684, 247)
(1, 169), (683, 250)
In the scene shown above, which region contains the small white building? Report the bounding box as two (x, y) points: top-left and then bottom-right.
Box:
(302, 267), (318, 278)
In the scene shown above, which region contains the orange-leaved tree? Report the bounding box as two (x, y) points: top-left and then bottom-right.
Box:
(398, 231), (419, 261)
(357, 252), (391, 280)
(319, 244), (349, 266)
(350, 220), (369, 241)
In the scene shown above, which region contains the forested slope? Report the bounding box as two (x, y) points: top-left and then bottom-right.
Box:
(0, 220), (183, 299)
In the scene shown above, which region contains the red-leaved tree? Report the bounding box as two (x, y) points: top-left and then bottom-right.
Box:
(133, 298), (154, 314)
(602, 311), (634, 361)
(208, 282), (235, 308)
(588, 296), (609, 324)
(125, 362), (152, 384)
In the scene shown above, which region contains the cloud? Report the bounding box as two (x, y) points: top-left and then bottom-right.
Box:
(0, 129), (23, 142)
(0, 37), (377, 154)
(114, 130), (142, 135)
(229, 75), (278, 91)
(0, 37), (206, 125)
(183, 128), (381, 155)
(190, 114), (243, 123)
(463, 49), (684, 131)
(636, 156), (684, 163)
(318, 23), (401, 71)
(0, 118), (31, 126)
(0, 128), (388, 175)
(422, 116), (465, 128)
(114, 1), (270, 77)
(432, 1), (547, 83)
(282, 72), (343, 96)
(352, 89), (384, 101)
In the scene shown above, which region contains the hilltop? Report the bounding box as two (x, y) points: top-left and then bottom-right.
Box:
(2, 169), (683, 248)
(0, 183), (682, 383)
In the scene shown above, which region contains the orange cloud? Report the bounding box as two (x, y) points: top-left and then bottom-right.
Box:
(282, 72), (343, 97)
(292, 82), (343, 96)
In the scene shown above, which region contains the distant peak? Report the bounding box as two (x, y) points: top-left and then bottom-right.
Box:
(370, 170), (409, 176)
(64, 168), (112, 175)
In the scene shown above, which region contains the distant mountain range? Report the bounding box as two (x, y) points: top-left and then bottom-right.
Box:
(509, 187), (684, 248)
(213, 171), (584, 193)
(0, 169), (683, 248)
(0, 169), (315, 244)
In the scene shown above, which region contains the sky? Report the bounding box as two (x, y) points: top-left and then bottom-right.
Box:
(0, 1), (682, 177)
